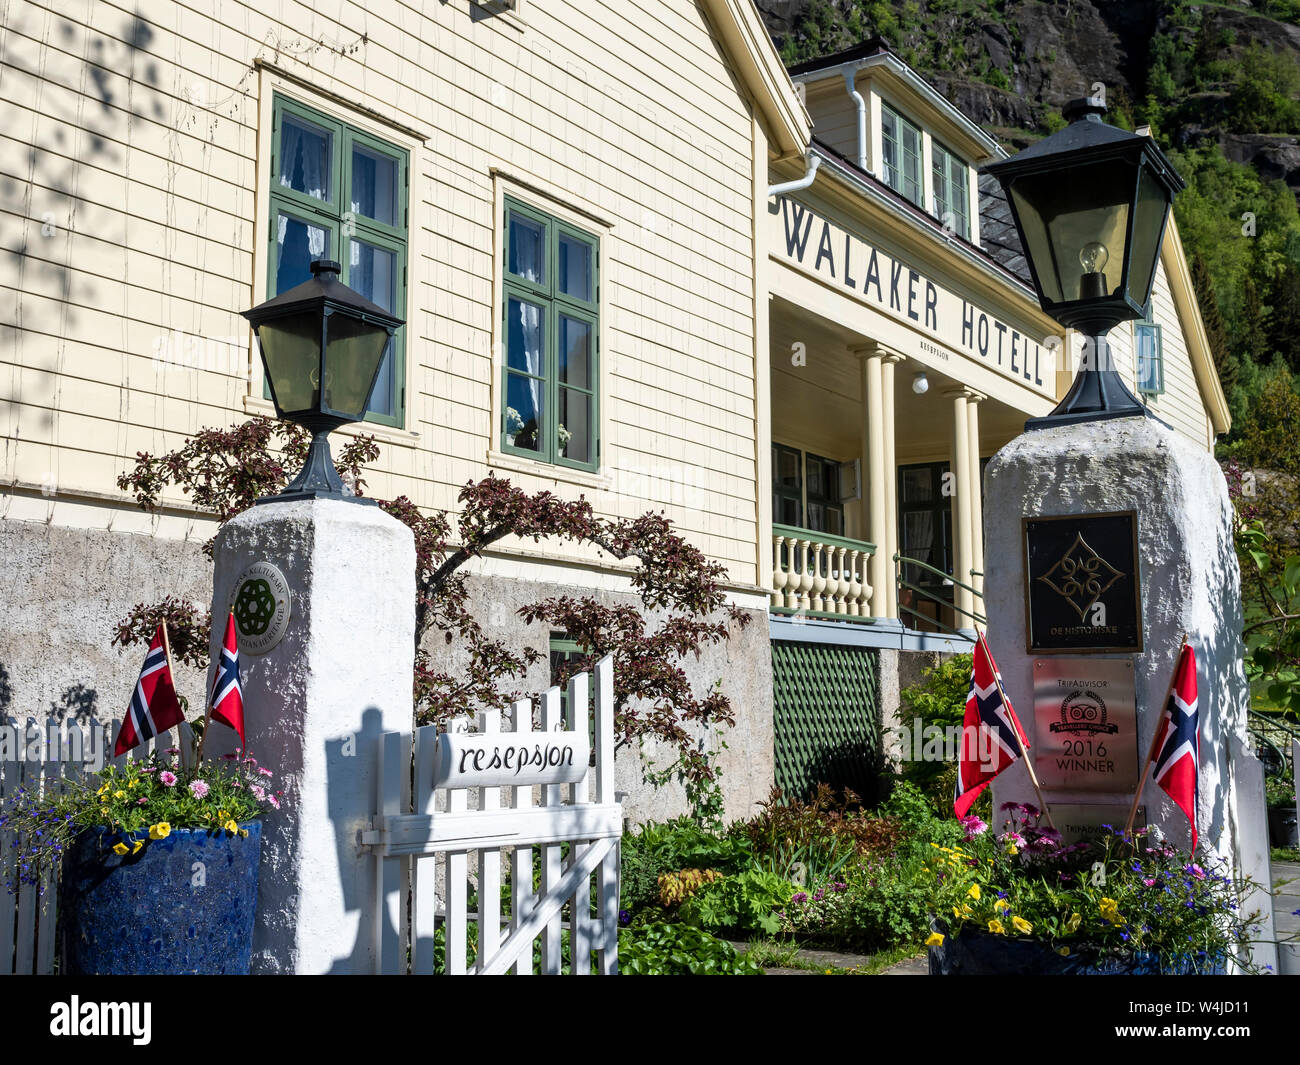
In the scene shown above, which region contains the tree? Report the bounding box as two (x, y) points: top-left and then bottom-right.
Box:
(115, 416), (750, 791)
(1192, 253), (1236, 392)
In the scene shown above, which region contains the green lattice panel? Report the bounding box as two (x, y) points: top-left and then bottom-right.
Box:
(771, 642), (881, 802)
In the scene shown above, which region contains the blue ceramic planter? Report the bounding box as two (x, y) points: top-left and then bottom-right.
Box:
(927, 926), (1226, 975)
(61, 823), (261, 975)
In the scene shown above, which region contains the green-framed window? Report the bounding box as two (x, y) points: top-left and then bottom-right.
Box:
(931, 139), (970, 240)
(881, 104), (923, 207)
(771, 443), (844, 536)
(1135, 321), (1164, 395)
(267, 95), (409, 426)
(501, 197), (599, 471)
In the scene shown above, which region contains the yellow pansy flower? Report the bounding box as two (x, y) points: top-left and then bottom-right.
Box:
(994, 898), (1011, 913)
(988, 919), (1005, 935)
(1065, 912), (1082, 933)
(131, 840), (144, 855)
(113, 790), (127, 800)
(1012, 916), (1033, 934)
(112, 842), (130, 856)
(148, 822), (171, 840)
(1006, 843), (1019, 856)
(925, 932), (945, 947)
(223, 819), (238, 833)
(1099, 897), (1118, 912)
(128, 780), (137, 789)
(967, 884), (981, 901)
(97, 784), (109, 796)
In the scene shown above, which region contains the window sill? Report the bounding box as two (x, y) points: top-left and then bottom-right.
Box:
(487, 449), (612, 491)
(241, 395), (421, 449)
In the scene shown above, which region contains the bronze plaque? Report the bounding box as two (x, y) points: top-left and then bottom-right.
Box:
(1052, 803), (1145, 847)
(1023, 511), (1142, 653)
(1033, 657), (1139, 792)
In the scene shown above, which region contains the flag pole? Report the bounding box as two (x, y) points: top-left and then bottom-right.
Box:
(159, 622), (187, 764)
(1124, 632), (1189, 842)
(193, 615), (222, 771)
(977, 627), (1057, 833)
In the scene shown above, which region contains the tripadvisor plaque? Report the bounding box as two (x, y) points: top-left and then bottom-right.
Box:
(1032, 657), (1139, 793)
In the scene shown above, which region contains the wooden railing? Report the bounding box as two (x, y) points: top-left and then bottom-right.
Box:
(770, 524), (875, 617)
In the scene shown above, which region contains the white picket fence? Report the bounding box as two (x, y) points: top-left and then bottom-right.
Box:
(363, 655), (622, 974)
(1, 719), (190, 975)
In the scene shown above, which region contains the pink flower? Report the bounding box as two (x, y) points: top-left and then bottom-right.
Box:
(251, 785), (266, 801)
(258, 767), (273, 778)
(189, 780), (210, 799)
(137, 797), (149, 806)
(960, 814), (988, 838)
(269, 795), (281, 810)
(159, 771), (178, 787)
(1142, 878), (1156, 887)
(166, 747), (180, 756)
(1186, 864), (1206, 881)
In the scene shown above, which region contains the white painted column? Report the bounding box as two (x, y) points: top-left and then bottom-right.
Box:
(857, 345), (888, 618)
(211, 498), (416, 974)
(965, 391), (985, 602)
(880, 352), (904, 619)
(946, 389), (974, 630)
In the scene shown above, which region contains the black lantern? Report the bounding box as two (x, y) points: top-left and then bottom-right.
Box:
(241, 259), (403, 503)
(982, 98), (1185, 428)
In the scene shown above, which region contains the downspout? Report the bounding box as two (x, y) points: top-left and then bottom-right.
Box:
(767, 153), (821, 198)
(843, 66), (868, 173)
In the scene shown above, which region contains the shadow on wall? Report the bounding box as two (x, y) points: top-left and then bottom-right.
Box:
(326, 705), (391, 974)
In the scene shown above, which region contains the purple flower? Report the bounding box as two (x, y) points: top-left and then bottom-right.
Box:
(1185, 864), (1206, 881)
(618, 909), (631, 926)
(791, 892), (808, 905)
(813, 888), (825, 902)
(188, 780), (209, 799)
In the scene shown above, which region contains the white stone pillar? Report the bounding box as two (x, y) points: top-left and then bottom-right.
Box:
(880, 353), (904, 619)
(946, 389), (974, 630)
(211, 498), (416, 974)
(984, 418), (1251, 869)
(857, 345), (888, 618)
(965, 391), (985, 600)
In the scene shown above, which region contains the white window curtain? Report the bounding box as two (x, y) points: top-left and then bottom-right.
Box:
(280, 119), (327, 201)
(515, 300), (544, 420)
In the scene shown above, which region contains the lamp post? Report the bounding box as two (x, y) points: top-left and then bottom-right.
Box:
(241, 259), (404, 503)
(982, 98), (1184, 430)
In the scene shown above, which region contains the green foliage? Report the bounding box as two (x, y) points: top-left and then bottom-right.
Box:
(679, 868), (797, 936)
(896, 654), (976, 814)
(618, 922), (763, 975)
(620, 817), (752, 920)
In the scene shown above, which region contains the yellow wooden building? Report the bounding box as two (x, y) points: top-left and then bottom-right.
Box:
(0, 4), (1228, 814)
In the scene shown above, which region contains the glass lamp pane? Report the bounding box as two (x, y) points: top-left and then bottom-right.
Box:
(1010, 160), (1133, 303)
(1128, 166), (1170, 308)
(278, 115), (333, 202)
(258, 313), (322, 415)
(324, 314), (391, 418)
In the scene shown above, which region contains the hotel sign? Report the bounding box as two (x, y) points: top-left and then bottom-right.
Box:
(774, 197), (1056, 396)
(1023, 511), (1143, 653)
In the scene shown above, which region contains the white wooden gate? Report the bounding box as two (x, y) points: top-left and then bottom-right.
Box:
(363, 655), (622, 974)
(1, 718), (189, 975)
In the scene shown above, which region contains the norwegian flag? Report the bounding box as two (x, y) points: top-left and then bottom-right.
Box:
(954, 632), (1032, 819)
(114, 625), (185, 756)
(1151, 641), (1200, 850)
(209, 611), (245, 746)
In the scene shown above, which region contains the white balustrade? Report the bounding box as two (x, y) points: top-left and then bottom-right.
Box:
(770, 526), (874, 619)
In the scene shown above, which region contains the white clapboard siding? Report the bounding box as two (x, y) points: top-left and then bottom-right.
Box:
(1, 717), (193, 975)
(364, 655), (621, 975)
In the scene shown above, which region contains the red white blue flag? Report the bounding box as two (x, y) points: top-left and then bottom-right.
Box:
(114, 625), (185, 756)
(209, 611), (245, 746)
(954, 632), (1032, 819)
(1152, 641), (1200, 850)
